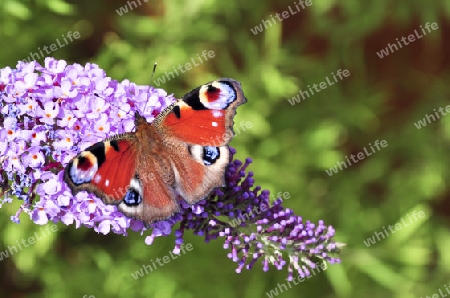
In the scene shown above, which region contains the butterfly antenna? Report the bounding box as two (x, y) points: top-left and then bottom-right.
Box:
(142, 62), (158, 117)
(94, 93), (132, 118)
(150, 62), (157, 85)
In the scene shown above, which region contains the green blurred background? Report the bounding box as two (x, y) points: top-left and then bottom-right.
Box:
(1, 0), (450, 297)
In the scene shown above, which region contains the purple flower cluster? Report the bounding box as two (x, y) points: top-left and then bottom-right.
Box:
(170, 154), (342, 279)
(0, 58), (342, 279)
(0, 58), (173, 233)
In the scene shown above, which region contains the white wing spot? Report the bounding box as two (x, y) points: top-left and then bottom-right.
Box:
(105, 179), (110, 187)
(212, 110), (223, 118)
(88, 169), (96, 179)
(212, 121), (218, 127)
(94, 174), (101, 183)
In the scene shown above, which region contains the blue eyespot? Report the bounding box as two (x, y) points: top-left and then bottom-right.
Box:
(203, 146), (220, 166)
(123, 188), (142, 206)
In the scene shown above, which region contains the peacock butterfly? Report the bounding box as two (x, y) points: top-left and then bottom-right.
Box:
(63, 78), (247, 225)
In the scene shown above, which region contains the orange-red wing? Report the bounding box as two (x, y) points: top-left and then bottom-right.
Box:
(163, 107), (227, 146)
(64, 137), (138, 204)
(157, 79), (246, 147)
(92, 139), (138, 202)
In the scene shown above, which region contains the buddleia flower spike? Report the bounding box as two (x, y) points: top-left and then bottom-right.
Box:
(0, 58), (343, 279)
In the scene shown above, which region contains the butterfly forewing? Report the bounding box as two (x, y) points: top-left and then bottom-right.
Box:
(158, 79), (246, 147)
(64, 137), (138, 204)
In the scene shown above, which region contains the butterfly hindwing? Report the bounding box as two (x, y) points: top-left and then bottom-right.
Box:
(164, 142), (230, 204)
(117, 166), (180, 223)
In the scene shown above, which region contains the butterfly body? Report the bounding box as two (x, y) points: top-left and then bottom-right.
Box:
(64, 79), (246, 224)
